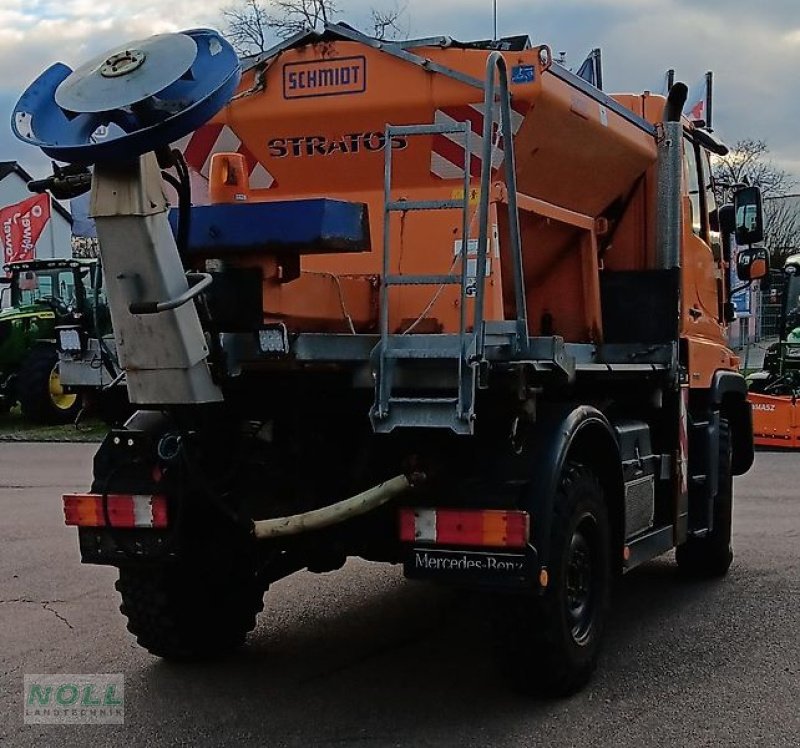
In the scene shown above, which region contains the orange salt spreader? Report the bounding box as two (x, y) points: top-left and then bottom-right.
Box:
(14, 24), (768, 697)
(747, 253), (800, 447)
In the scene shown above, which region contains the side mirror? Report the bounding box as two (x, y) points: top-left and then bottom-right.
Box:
(733, 185), (764, 245)
(737, 246), (770, 281)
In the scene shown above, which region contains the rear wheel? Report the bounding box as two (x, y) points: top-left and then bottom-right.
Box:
(18, 343), (81, 424)
(116, 540), (265, 659)
(494, 462), (611, 697)
(676, 417), (733, 578)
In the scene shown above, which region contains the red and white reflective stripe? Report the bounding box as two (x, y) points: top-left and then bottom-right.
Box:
(174, 124), (277, 191)
(399, 507), (529, 548)
(62, 494), (168, 529)
(430, 102), (527, 181)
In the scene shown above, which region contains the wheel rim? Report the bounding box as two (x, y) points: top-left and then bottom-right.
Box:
(566, 517), (597, 646)
(49, 366), (77, 410)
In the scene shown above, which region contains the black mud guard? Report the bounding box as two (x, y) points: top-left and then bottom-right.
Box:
(710, 370), (754, 476)
(521, 404), (624, 574)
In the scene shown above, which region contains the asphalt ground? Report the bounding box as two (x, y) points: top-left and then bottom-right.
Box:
(1, 443), (798, 747)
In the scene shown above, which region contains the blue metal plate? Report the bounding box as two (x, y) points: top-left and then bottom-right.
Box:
(169, 199), (371, 255)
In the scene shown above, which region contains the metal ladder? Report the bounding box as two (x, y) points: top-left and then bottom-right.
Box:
(371, 120), (475, 434)
(371, 52), (529, 434)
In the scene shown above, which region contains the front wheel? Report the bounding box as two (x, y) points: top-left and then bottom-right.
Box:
(494, 462), (611, 697)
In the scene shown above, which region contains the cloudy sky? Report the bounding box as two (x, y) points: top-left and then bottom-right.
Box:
(2, 0), (800, 183)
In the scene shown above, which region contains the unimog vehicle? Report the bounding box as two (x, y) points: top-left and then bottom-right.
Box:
(12, 24), (767, 696)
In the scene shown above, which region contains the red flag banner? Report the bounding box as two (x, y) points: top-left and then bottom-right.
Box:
(1, 193), (51, 265)
(683, 72), (712, 127)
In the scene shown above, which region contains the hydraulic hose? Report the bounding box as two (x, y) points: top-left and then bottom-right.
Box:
(252, 474), (412, 540)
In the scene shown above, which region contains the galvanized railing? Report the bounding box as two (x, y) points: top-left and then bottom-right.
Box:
(373, 51), (527, 433)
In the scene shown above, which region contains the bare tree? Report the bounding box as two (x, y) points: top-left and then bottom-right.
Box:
(713, 138), (794, 201)
(713, 139), (800, 266)
(369, 2), (408, 41)
(222, 0), (405, 56)
(222, 0), (272, 56)
(764, 195), (800, 268)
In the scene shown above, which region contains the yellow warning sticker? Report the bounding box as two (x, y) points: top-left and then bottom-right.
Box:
(451, 187), (481, 205)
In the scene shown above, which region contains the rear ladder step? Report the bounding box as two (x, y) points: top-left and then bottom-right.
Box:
(374, 397), (472, 434)
(382, 335), (467, 360)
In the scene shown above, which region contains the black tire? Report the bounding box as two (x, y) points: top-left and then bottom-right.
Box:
(115, 541), (265, 660)
(495, 462), (611, 698)
(17, 343), (81, 424)
(676, 418), (733, 578)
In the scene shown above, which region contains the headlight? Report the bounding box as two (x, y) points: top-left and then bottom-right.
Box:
(786, 346), (800, 358)
(58, 327), (83, 353)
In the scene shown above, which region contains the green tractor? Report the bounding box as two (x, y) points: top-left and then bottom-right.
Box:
(0, 258), (108, 423)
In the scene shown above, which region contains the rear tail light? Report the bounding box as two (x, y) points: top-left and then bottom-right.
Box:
(62, 494), (168, 529)
(399, 508), (529, 549)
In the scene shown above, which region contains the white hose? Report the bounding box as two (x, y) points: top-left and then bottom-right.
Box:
(252, 474), (411, 540)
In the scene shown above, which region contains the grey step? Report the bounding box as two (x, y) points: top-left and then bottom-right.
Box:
(384, 274), (462, 286)
(386, 199), (464, 212)
(372, 398), (473, 434)
(384, 348), (464, 360)
(388, 397), (459, 405)
(381, 334), (471, 359)
(387, 123), (469, 136)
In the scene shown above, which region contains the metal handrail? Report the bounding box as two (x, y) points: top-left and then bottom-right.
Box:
(129, 272), (213, 315)
(473, 52), (528, 358)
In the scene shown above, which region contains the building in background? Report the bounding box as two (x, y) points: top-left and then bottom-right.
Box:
(0, 162), (72, 261)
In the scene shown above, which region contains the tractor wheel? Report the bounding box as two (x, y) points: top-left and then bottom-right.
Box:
(676, 418), (734, 578)
(494, 462), (611, 698)
(18, 344), (81, 424)
(115, 538), (265, 660)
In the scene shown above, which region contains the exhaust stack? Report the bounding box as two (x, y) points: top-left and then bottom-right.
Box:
(655, 83), (688, 270)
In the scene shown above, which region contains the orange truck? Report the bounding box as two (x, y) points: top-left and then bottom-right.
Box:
(14, 24), (769, 696)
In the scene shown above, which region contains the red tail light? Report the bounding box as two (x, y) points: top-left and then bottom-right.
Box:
(62, 494), (168, 529)
(399, 508), (529, 548)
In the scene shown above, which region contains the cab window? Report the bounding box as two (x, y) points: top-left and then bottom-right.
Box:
(684, 139), (702, 237)
(700, 149), (722, 261)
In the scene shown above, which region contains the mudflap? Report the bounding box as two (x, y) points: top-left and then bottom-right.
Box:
(403, 546), (539, 590)
(748, 392), (800, 448)
(78, 527), (175, 566)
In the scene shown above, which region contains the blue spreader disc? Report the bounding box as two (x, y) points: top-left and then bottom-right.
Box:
(11, 28), (241, 165)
